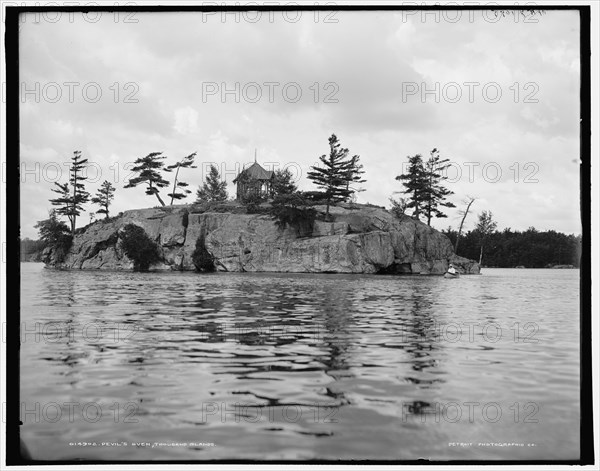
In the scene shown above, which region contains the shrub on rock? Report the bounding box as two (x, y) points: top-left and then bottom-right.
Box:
(119, 224), (161, 271)
(34, 211), (73, 264)
(270, 193), (317, 232)
(192, 235), (215, 272)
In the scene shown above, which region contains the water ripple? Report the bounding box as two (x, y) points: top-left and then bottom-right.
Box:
(20, 264), (580, 461)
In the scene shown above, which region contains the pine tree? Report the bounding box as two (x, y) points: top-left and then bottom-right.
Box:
(422, 148), (456, 226)
(91, 180), (116, 218)
(166, 152), (197, 205)
(345, 155), (366, 195)
(49, 181), (71, 223)
(49, 150), (90, 235)
(395, 154), (427, 220)
(307, 134), (362, 218)
(124, 152), (170, 206)
(395, 149), (455, 225)
(271, 168), (298, 196)
(196, 164), (228, 203)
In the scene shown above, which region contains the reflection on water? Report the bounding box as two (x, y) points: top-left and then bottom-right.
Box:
(19, 264), (580, 460)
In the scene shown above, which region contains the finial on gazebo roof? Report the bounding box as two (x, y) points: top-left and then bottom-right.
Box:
(254, 148), (257, 163)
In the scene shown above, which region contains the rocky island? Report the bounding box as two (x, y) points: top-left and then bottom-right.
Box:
(42, 202), (480, 275)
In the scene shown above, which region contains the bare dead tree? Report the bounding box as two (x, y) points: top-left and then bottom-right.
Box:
(455, 196), (476, 254)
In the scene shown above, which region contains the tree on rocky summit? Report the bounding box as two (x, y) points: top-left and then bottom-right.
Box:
(271, 168), (298, 196)
(124, 152), (171, 206)
(344, 154), (366, 196)
(475, 210), (497, 266)
(395, 153), (427, 220)
(49, 150), (90, 236)
(91, 180), (116, 218)
(395, 149), (455, 226)
(166, 152), (197, 205)
(421, 149), (455, 226)
(307, 134), (363, 219)
(195, 164), (228, 203)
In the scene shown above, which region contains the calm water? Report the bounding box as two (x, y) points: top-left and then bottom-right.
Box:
(19, 263), (580, 461)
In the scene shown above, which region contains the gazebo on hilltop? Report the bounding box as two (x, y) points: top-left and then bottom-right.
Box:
(233, 154), (274, 201)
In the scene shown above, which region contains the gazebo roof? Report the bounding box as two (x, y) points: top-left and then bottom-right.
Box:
(233, 162), (274, 183)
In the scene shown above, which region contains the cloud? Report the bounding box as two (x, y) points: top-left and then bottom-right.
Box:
(173, 106), (200, 135)
(16, 10), (582, 238)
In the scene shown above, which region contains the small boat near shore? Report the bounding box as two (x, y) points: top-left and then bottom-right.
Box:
(444, 263), (460, 278)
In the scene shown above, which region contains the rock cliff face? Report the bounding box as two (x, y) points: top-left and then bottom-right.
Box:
(52, 203), (479, 275)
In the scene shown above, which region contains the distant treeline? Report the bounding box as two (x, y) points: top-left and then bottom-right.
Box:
(442, 227), (582, 268)
(20, 238), (44, 262)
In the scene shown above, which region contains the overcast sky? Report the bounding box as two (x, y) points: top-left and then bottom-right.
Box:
(17, 7), (582, 239)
